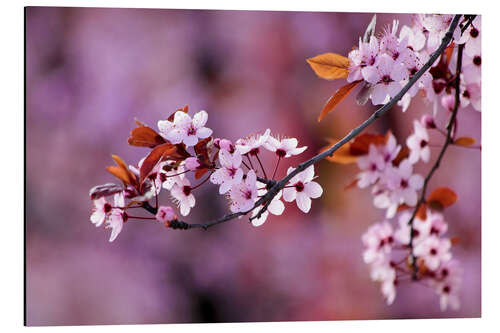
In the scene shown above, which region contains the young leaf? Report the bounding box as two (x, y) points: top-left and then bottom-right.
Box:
(307, 53), (350, 81)
(128, 120), (167, 148)
(322, 139), (357, 164)
(317, 80), (362, 122)
(349, 133), (386, 156)
(427, 187), (458, 209)
(139, 143), (182, 187)
(106, 155), (138, 187)
(454, 136), (476, 146)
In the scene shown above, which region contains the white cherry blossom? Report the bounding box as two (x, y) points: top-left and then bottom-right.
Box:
(283, 166), (323, 213)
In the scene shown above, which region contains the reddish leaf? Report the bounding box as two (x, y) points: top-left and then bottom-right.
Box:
(444, 42), (455, 67)
(427, 187), (458, 209)
(344, 178), (359, 190)
(416, 203), (427, 220)
(306, 53), (350, 81)
(322, 138), (357, 164)
(392, 146), (410, 167)
(139, 143), (186, 187)
(349, 133), (386, 156)
(454, 136), (476, 146)
(194, 168), (210, 180)
(317, 80), (362, 122)
(128, 120), (167, 148)
(450, 236), (461, 246)
(106, 155), (137, 187)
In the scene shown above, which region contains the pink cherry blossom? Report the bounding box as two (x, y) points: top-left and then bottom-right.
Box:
(460, 81), (481, 111)
(161, 163), (186, 191)
(264, 136), (307, 158)
(158, 110), (213, 147)
(407, 119), (430, 164)
(214, 138), (235, 153)
(210, 149), (244, 194)
(431, 260), (463, 311)
(229, 170), (258, 213)
(347, 36), (380, 83)
(362, 54), (408, 105)
(184, 157), (201, 171)
(170, 177), (196, 216)
(414, 236), (452, 271)
(250, 181), (285, 227)
(235, 129), (271, 155)
(394, 211), (431, 246)
(362, 221), (394, 264)
(399, 24), (426, 52)
(105, 192), (126, 242)
(356, 145), (385, 188)
(457, 16), (481, 58)
(283, 166), (323, 213)
(90, 197), (111, 227)
(155, 206), (176, 223)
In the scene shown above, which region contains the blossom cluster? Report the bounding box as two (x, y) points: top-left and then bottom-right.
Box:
(348, 15), (481, 113)
(355, 117), (462, 310)
(89, 109), (323, 242)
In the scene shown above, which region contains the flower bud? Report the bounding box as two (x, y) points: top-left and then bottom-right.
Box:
(184, 157), (201, 171)
(421, 114), (436, 129)
(155, 206), (176, 223)
(441, 94), (456, 112)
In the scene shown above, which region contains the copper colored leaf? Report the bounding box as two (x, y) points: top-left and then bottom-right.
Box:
(450, 236), (460, 246)
(397, 204), (411, 213)
(139, 143), (178, 186)
(349, 133), (386, 156)
(194, 168), (210, 180)
(306, 53), (350, 81)
(416, 203), (427, 220)
(322, 139), (357, 164)
(317, 80), (361, 122)
(344, 178), (359, 190)
(427, 187), (458, 209)
(454, 136), (476, 146)
(444, 42), (455, 67)
(106, 155), (137, 187)
(128, 121), (167, 148)
(392, 146), (410, 167)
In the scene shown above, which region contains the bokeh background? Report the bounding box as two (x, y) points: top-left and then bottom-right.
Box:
(25, 7), (481, 326)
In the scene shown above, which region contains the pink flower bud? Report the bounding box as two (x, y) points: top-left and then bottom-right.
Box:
(156, 206), (176, 223)
(441, 94), (456, 112)
(421, 114), (436, 129)
(184, 157), (201, 171)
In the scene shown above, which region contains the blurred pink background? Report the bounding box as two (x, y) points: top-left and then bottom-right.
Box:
(25, 7), (481, 326)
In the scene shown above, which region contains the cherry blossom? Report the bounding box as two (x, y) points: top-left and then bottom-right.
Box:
(385, 159), (424, 207)
(264, 136), (307, 158)
(184, 157), (201, 171)
(170, 177), (196, 216)
(210, 149), (244, 194)
(158, 110), (213, 147)
(155, 206), (176, 224)
(235, 129), (271, 155)
(407, 119), (430, 164)
(362, 54), (408, 105)
(431, 260), (463, 311)
(283, 166), (323, 213)
(229, 170), (258, 213)
(394, 211), (430, 246)
(105, 192), (126, 242)
(90, 197), (111, 227)
(356, 145), (385, 188)
(414, 236), (452, 271)
(347, 36), (380, 83)
(250, 181), (285, 227)
(362, 221), (394, 264)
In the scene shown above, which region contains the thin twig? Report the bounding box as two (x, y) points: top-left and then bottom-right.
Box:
(153, 14), (462, 231)
(407, 41), (465, 280)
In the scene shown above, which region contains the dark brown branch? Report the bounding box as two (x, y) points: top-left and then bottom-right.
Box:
(407, 39), (466, 280)
(156, 14), (462, 231)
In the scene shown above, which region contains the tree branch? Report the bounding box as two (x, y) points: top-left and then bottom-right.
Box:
(162, 14), (462, 231)
(407, 36), (466, 280)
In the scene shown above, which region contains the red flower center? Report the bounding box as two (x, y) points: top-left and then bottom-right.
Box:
(295, 181), (305, 192)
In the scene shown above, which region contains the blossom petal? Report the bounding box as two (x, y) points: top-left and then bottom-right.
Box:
(305, 181), (323, 199)
(192, 110), (208, 128)
(296, 192), (312, 213)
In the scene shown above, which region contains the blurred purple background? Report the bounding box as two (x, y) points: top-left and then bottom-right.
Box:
(25, 7), (481, 326)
